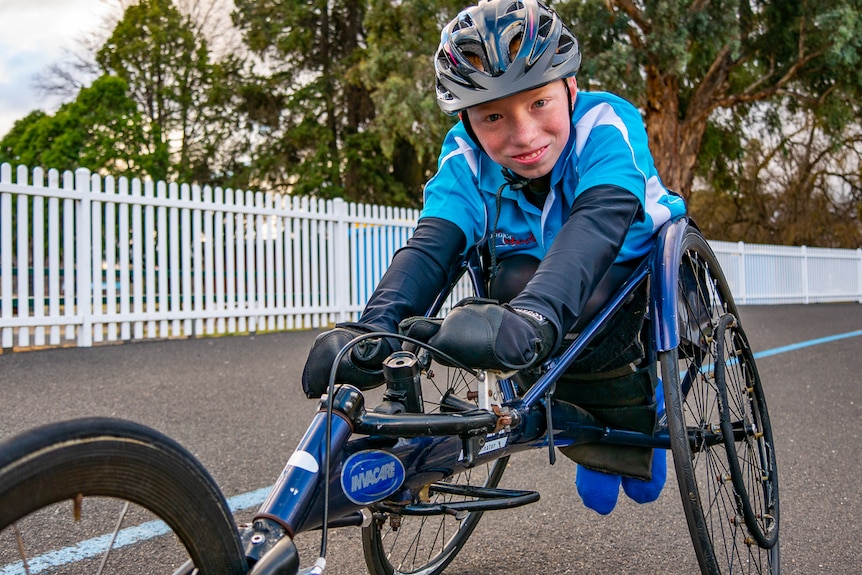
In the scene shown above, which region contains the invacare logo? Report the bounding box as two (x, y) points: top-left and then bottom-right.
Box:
(341, 450), (405, 505)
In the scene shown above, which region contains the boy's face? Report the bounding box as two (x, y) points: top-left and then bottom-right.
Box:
(466, 78), (576, 180)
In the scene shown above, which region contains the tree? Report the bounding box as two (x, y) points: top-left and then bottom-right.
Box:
(691, 104), (862, 247)
(232, 0), (369, 199)
(359, 0), (464, 200)
(0, 76), (144, 175)
(560, 0), (862, 204)
(96, 0), (245, 183)
(232, 0), (446, 205)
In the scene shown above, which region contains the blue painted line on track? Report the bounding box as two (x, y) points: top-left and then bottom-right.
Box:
(0, 488), (274, 574)
(3, 328), (861, 573)
(752, 329), (862, 359)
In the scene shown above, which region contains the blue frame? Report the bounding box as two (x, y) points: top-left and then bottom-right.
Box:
(254, 217), (691, 543)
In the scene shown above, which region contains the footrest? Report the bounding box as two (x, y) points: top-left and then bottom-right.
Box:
(373, 484), (540, 516)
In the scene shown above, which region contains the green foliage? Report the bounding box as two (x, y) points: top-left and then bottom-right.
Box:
(2, 0), (860, 244)
(231, 0), (457, 206)
(0, 76), (144, 175)
(359, 0), (463, 187)
(562, 0), (862, 246)
(96, 0), (246, 184)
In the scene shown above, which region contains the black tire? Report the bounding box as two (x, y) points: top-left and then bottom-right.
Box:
(660, 226), (780, 574)
(0, 417), (247, 574)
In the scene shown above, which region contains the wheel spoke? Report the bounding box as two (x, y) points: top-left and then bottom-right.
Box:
(362, 358), (507, 575)
(96, 500), (131, 575)
(12, 524), (31, 575)
(663, 226), (779, 574)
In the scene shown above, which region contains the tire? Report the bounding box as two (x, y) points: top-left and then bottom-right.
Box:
(660, 226), (780, 574)
(0, 417), (247, 574)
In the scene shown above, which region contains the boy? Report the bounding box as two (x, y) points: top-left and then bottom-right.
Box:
(302, 0), (686, 513)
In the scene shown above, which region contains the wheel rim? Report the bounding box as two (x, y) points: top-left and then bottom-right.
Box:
(669, 239), (779, 574)
(714, 314), (780, 549)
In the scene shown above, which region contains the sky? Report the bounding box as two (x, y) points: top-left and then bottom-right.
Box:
(0, 0), (114, 137)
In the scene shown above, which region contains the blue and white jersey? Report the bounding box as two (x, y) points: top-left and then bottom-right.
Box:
(420, 91), (687, 263)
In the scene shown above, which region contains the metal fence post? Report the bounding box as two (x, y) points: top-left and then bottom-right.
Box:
(332, 198), (350, 323)
(737, 241), (747, 305)
(75, 168), (93, 347)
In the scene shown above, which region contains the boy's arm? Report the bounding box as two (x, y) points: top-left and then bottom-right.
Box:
(419, 184), (642, 372)
(301, 217), (466, 397)
(510, 184), (642, 348)
(359, 217), (467, 333)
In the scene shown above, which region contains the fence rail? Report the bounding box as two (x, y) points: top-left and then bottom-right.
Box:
(1, 164), (860, 350)
(711, 240), (862, 305)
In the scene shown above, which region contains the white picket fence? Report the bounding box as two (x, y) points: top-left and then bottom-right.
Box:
(1, 164), (860, 350)
(711, 240), (862, 305)
(0, 164), (459, 350)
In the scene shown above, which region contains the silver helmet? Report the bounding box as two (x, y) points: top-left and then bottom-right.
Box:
(434, 0), (581, 115)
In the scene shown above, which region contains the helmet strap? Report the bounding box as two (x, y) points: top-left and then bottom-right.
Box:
(460, 112), (486, 153)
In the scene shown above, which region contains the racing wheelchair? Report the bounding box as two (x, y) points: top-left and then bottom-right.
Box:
(0, 217), (779, 574)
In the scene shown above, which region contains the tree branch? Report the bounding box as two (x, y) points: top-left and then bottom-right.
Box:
(610, 0), (649, 34)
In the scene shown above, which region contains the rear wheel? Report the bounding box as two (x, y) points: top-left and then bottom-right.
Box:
(660, 227), (780, 574)
(0, 417), (247, 574)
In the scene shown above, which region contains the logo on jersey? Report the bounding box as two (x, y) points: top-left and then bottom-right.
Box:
(493, 231), (537, 247)
(341, 450), (405, 505)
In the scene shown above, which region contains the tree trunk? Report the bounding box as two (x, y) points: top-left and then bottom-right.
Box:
(644, 66), (711, 201)
(643, 68), (684, 197)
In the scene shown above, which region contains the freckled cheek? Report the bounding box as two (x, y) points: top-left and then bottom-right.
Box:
(477, 132), (508, 159)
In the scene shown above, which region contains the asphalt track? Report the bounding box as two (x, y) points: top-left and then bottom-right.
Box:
(1, 303), (861, 574)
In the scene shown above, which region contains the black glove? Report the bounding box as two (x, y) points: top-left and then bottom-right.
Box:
(400, 298), (556, 371)
(301, 323), (399, 398)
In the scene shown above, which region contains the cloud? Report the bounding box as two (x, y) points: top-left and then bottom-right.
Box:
(0, 0), (112, 137)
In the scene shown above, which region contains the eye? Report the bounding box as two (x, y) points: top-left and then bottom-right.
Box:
(534, 99), (547, 108)
(484, 113), (503, 123)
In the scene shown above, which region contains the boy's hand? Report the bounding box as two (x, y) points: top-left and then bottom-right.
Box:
(402, 298), (555, 371)
(301, 323), (397, 398)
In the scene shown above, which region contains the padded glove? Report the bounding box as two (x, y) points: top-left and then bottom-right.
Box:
(401, 298), (556, 371)
(301, 323), (398, 398)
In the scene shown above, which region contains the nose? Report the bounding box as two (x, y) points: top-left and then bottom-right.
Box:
(507, 112), (538, 147)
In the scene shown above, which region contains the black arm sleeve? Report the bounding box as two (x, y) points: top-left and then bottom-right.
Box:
(508, 184), (643, 347)
(358, 217), (467, 333)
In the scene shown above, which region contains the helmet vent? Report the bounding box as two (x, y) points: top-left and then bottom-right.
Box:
(505, 1), (525, 14)
(453, 14), (475, 32)
(538, 14), (552, 37)
(557, 33), (575, 55)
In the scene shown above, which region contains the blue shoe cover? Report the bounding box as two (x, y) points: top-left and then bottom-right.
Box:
(621, 376), (667, 503)
(621, 449), (667, 503)
(575, 378), (668, 513)
(575, 465), (621, 515)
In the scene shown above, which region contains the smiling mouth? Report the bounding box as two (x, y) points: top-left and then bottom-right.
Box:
(512, 146), (547, 162)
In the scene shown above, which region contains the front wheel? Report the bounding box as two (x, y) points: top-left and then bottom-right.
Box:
(661, 227), (780, 574)
(361, 456), (509, 575)
(361, 354), (511, 575)
(0, 417), (248, 574)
